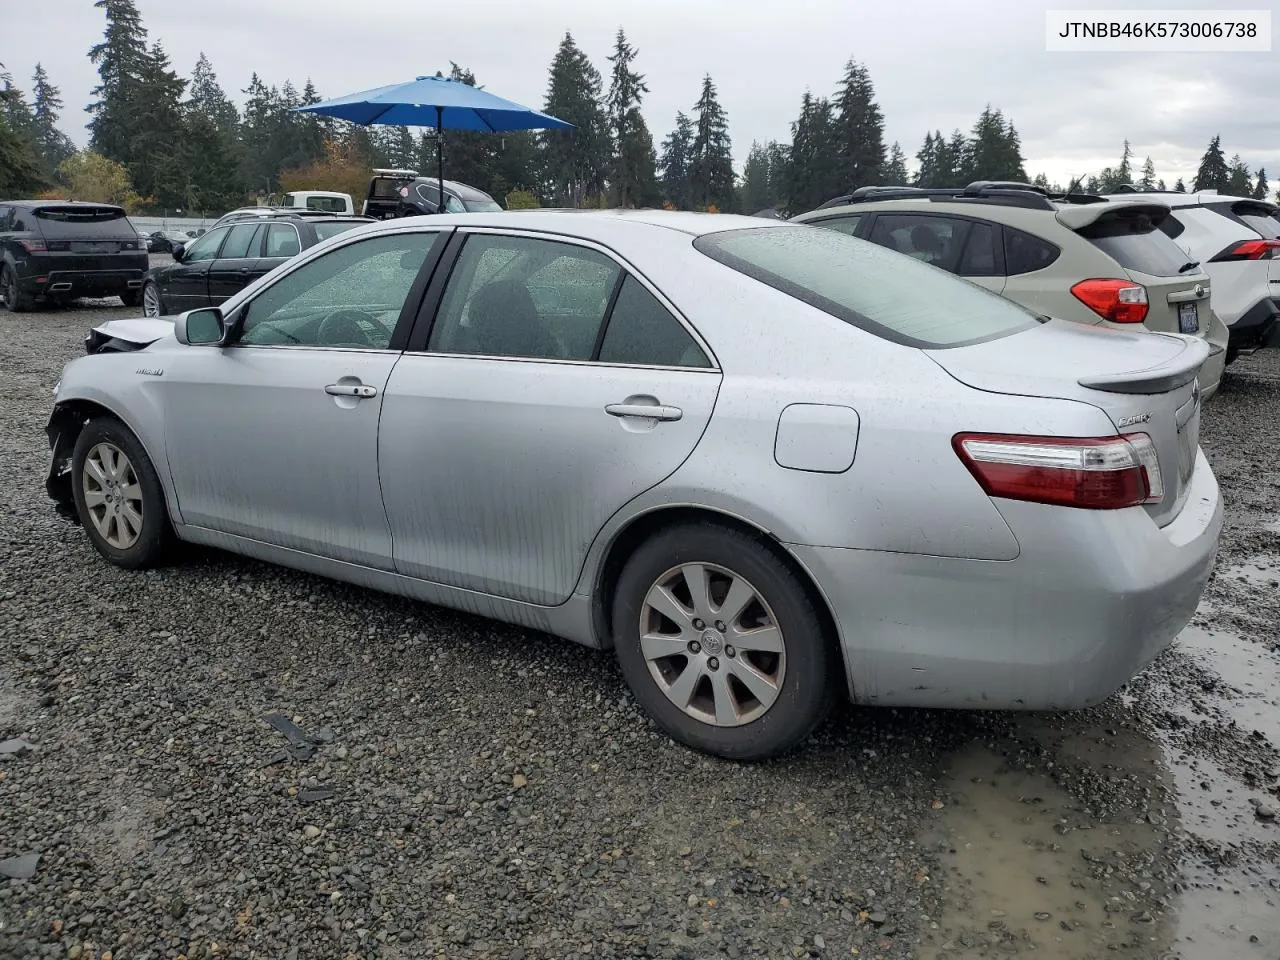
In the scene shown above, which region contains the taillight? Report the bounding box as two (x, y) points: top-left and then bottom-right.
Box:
(17, 238), (48, 253)
(953, 433), (1163, 509)
(1209, 239), (1280, 262)
(1070, 279), (1149, 324)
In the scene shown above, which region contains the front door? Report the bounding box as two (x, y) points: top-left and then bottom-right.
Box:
(162, 228), (444, 568)
(379, 230), (722, 605)
(164, 226), (229, 310)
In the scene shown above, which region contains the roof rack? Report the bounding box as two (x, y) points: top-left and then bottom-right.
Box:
(816, 181), (1056, 212)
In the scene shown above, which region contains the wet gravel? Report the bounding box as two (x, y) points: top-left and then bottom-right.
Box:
(1, 299), (1279, 959)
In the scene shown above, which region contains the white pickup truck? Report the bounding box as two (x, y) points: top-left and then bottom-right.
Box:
(277, 190), (355, 215)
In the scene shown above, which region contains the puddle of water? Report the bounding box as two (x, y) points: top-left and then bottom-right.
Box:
(1169, 863), (1280, 956)
(1176, 624), (1280, 749)
(1216, 554), (1280, 588)
(932, 744), (1169, 959)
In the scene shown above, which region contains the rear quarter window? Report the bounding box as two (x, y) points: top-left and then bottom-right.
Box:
(694, 225), (1040, 349)
(1003, 228), (1060, 275)
(1078, 212), (1191, 277)
(312, 221), (367, 243)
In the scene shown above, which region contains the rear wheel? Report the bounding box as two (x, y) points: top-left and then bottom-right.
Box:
(1, 265), (33, 312)
(120, 288), (143, 308)
(141, 281), (163, 318)
(612, 522), (838, 760)
(71, 417), (174, 569)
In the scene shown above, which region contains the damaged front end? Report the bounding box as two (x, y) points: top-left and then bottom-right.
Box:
(83, 315), (174, 355)
(45, 405), (85, 524)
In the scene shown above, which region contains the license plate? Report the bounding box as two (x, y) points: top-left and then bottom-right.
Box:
(1178, 302), (1198, 334)
(71, 241), (115, 253)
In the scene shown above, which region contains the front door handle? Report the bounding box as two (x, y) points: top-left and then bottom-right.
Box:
(605, 402), (682, 422)
(325, 383), (378, 399)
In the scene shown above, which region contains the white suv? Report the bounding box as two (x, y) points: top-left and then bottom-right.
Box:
(1103, 189), (1280, 363)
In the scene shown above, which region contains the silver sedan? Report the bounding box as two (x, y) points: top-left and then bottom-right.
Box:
(45, 211), (1222, 760)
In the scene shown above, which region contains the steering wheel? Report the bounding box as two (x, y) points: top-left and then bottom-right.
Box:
(316, 310), (384, 347)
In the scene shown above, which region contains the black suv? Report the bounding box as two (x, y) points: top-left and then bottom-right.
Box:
(141, 212), (373, 317)
(0, 201), (149, 311)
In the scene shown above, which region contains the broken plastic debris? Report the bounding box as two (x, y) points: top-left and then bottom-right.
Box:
(0, 739), (35, 755)
(0, 852), (41, 879)
(299, 787), (336, 804)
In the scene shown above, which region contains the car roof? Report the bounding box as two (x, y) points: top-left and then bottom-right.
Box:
(1100, 190), (1278, 210)
(4, 200), (125, 211)
(413, 208), (788, 239)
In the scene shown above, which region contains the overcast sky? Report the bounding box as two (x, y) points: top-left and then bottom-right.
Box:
(5, 0), (1277, 189)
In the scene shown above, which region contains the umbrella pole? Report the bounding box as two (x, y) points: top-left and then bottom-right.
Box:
(436, 105), (444, 213)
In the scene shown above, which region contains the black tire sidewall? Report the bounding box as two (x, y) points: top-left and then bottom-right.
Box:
(71, 417), (171, 569)
(612, 523), (837, 761)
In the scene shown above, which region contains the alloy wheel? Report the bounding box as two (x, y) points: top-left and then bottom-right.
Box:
(82, 442), (145, 549)
(142, 283), (161, 318)
(639, 562), (786, 727)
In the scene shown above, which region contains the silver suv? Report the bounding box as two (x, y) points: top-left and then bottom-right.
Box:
(793, 182), (1227, 397)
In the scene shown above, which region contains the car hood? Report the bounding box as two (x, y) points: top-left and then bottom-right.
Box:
(86, 315), (174, 353)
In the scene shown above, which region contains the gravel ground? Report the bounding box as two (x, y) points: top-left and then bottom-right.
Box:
(1, 298), (1279, 960)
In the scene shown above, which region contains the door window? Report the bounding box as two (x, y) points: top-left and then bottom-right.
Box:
(219, 223), (262, 260)
(238, 232), (436, 349)
(956, 222), (999, 276)
(181, 226), (229, 262)
(868, 215), (971, 272)
(264, 223), (301, 258)
(597, 277), (711, 368)
(428, 234), (621, 360)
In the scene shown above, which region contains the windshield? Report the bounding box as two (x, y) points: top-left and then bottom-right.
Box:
(694, 225), (1039, 348)
(1078, 211), (1191, 277)
(312, 220), (367, 242)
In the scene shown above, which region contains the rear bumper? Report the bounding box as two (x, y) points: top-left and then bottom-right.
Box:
(789, 449), (1221, 710)
(19, 268), (147, 298)
(1226, 297), (1279, 352)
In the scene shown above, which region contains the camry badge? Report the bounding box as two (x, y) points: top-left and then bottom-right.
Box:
(1116, 413), (1151, 427)
(136, 367), (164, 377)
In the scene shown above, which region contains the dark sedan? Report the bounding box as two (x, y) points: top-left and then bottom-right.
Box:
(142, 214), (372, 317)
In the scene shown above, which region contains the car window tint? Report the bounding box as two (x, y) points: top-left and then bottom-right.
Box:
(598, 276), (711, 368)
(219, 223), (261, 259)
(444, 195), (466, 213)
(183, 226), (229, 262)
(264, 223), (301, 258)
(239, 232), (435, 349)
(957, 221), (998, 276)
(812, 215), (861, 236)
(694, 225), (1039, 349)
(312, 221), (366, 243)
(1003, 228), (1060, 275)
(1077, 213), (1190, 277)
(429, 234), (621, 360)
(868, 215), (970, 272)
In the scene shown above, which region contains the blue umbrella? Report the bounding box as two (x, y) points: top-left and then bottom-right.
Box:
(295, 75), (574, 209)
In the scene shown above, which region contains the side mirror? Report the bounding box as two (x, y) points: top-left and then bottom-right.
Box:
(171, 243), (186, 262)
(175, 308), (224, 346)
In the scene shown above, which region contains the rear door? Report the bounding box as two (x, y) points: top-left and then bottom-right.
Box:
(259, 222), (303, 279)
(865, 213), (1007, 294)
(207, 222), (263, 304)
(163, 225), (229, 310)
(379, 229), (721, 605)
(1074, 206), (1211, 337)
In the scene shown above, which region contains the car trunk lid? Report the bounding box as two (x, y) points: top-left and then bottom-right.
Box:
(927, 319), (1207, 527)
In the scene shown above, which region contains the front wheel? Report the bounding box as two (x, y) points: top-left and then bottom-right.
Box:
(71, 417), (174, 569)
(612, 522), (838, 760)
(141, 281), (163, 317)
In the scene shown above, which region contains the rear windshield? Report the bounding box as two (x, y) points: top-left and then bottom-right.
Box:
(312, 220), (366, 242)
(1232, 203), (1280, 239)
(34, 206), (131, 237)
(463, 198), (503, 212)
(1077, 212), (1191, 277)
(306, 196), (349, 213)
(694, 225), (1040, 349)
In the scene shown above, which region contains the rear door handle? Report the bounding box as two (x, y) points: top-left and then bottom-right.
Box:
(325, 383), (378, 398)
(605, 402), (682, 422)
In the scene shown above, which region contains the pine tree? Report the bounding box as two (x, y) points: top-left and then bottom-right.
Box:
(1138, 156), (1156, 190)
(833, 59), (885, 191)
(1192, 136), (1229, 192)
(945, 129), (970, 185)
(966, 107), (1024, 182)
(29, 64), (75, 178)
(1225, 154), (1252, 196)
(177, 54), (242, 213)
(786, 93), (840, 211)
(240, 74), (278, 194)
(740, 140), (782, 213)
(659, 112), (694, 209)
(1116, 140), (1133, 185)
(688, 75), (735, 212)
(87, 0), (150, 165)
(766, 141), (790, 212)
(884, 142), (909, 185)
(0, 63), (45, 194)
(605, 29), (657, 207)
(914, 131), (940, 186)
(541, 33), (609, 206)
(1174, 177), (1186, 192)
(433, 64), (499, 195)
(1253, 168), (1269, 201)
(1156, 179), (1167, 191)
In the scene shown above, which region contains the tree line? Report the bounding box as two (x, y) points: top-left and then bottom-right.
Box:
(2, 0), (1276, 216)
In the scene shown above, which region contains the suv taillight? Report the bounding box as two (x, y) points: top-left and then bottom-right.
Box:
(1209, 239), (1280, 262)
(1070, 279), (1149, 324)
(17, 238), (48, 253)
(953, 433), (1163, 509)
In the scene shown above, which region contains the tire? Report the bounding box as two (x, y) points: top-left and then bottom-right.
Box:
(71, 417), (174, 569)
(120, 288), (143, 308)
(141, 281), (163, 318)
(612, 522), (838, 761)
(1, 265), (34, 312)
